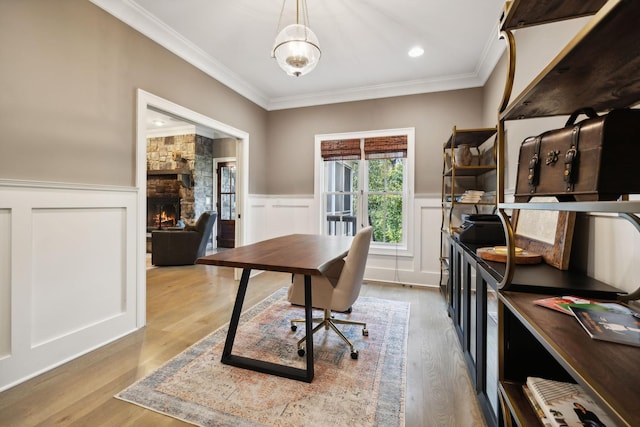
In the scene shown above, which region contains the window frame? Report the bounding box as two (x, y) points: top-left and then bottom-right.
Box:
(314, 128), (415, 257)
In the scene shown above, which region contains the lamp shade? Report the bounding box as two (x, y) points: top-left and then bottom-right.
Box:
(272, 24), (321, 77)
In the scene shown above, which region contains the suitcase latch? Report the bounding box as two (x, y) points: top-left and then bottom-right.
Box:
(545, 150), (560, 165)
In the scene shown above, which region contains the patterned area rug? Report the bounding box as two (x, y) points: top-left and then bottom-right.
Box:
(116, 288), (409, 426)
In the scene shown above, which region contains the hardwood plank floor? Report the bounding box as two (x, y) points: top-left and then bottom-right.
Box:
(0, 265), (486, 426)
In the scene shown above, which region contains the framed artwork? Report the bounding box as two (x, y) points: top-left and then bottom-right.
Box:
(511, 208), (576, 270)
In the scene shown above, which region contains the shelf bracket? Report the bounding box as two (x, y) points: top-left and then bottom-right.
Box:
(496, 29), (517, 291)
(498, 30), (516, 115)
(497, 208), (516, 290)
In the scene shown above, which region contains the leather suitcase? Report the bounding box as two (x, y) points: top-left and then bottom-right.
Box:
(514, 108), (640, 202)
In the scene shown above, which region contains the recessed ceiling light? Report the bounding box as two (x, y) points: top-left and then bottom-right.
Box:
(152, 119), (165, 127)
(408, 46), (424, 58)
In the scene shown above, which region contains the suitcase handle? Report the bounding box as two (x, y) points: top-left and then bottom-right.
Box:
(565, 107), (598, 127)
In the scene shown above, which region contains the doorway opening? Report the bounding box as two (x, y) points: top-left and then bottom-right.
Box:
(136, 89), (250, 326)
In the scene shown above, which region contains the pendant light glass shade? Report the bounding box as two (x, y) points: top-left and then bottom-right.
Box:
(271, 0), (321, 77)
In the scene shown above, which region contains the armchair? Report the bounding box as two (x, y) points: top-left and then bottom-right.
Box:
(288, 226), (373, 359)
(151, 211), (217, 266)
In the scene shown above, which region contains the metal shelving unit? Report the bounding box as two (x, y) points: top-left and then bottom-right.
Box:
(439, 126), (497, 296)
(495, 1), (640, 426)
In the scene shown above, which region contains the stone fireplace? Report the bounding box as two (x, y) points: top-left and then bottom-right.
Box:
(146, 168), (190, 230)
(147, 133), (214, 230)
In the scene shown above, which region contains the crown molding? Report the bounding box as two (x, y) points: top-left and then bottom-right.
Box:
(266, 73), (484, 111)
(89, 0), (270, 109)
(90, 0), (505, 112)
(474, 20), (506, 85)
(266, 22), (505, 110)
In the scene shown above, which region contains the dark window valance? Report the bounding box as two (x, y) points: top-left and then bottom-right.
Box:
(320, 139), (361, 161)
(321, 135), (407, 161)
(364, 135), (408, 160)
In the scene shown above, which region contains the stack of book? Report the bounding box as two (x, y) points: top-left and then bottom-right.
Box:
(523, 377), (615, 427)
(459, 190), (484, 203)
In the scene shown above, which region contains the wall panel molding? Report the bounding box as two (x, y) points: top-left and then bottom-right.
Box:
(246, 194), (442, 287)
(0, 181), (140, 392)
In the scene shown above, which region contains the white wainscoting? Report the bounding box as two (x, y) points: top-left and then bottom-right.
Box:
(245, 195), (318, 244)
(0, 181), (139, 392)
(245, 194), (443, 287)
(0, 209), (10, 360)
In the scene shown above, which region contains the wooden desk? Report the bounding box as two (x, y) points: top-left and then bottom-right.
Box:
(196, 234), (353, 382)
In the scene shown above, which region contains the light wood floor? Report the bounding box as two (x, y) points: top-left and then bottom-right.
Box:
(0, 265), (486, 426)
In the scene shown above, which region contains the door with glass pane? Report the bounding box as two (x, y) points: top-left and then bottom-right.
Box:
(216, 161), (236, 248)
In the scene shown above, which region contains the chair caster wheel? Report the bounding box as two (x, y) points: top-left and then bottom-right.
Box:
(291, 325), (297, 332)
(363, 328), (368, 336)
(351, 351), (358, 360)
(298, 348), (305, 357)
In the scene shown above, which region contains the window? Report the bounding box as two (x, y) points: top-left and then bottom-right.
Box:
(316, 129), (414, 252)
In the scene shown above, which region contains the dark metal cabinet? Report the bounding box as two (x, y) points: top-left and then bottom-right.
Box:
(447, 238), (500, 427)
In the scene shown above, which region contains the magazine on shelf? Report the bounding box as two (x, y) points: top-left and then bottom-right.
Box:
(525, 377), (615, 427)
(534, 296), (634, 318)
(533, 296), (597, 316)
(569, 305), (640, 348)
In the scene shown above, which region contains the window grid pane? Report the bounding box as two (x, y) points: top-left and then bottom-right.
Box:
(368, 194), (403, 243)
(321, 134), (407, 246)
(221, 194), (231, 220)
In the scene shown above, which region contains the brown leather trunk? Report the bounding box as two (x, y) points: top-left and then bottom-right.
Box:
(514, 109), (640, 202)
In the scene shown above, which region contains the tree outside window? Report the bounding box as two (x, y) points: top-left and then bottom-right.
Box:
(366, 158), (404, 243)
(320, 134), (408, 246)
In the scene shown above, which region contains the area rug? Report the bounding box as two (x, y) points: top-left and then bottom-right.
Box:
(116, 288), (409, 426)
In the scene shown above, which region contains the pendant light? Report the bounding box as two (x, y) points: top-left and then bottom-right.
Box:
(271, 0), (321, 77)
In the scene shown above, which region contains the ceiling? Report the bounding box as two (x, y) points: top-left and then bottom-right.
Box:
(91, 0), (506, 111)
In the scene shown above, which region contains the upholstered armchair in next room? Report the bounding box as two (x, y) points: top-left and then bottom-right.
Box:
(151, 211), (217, 266)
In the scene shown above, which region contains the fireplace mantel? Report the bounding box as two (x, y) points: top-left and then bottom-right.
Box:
(147, 169), (192, 188)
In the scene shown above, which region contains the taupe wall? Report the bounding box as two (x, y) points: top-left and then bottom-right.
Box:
(266, 89), (485, 195)
(0, 0), (268, 193)
(1, 1), (499, 197)
(213, 138), (237, 159)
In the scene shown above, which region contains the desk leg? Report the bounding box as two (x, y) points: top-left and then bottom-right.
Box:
(220, 268), (315, 382)
(221, 268), (251, 359)
(304, 274), (314, 380)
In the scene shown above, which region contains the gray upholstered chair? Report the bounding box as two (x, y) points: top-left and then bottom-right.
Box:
(288, 226), (373, 359)
(151, 211), (217, 266)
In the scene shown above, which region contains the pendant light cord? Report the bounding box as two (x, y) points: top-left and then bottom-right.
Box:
(275, 0), (313, 40)
(274, 0), (287, 37)
(305, 0), (313, 26)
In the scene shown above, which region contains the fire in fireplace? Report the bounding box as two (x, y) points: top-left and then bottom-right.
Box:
(147, 197), (181, 230)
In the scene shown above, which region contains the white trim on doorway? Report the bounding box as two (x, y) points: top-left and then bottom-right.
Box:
(136, 89), (250, 326)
